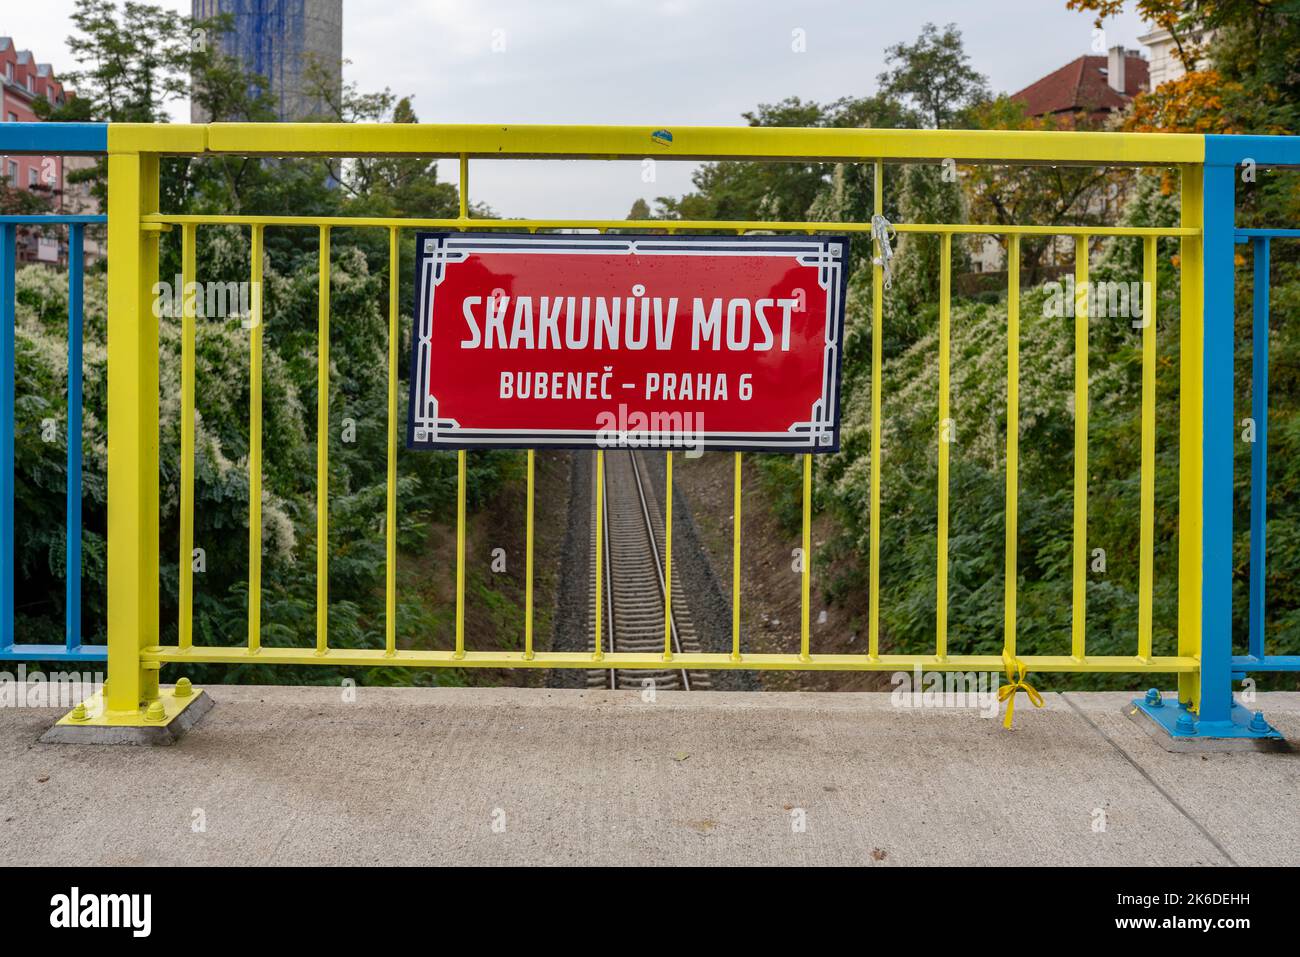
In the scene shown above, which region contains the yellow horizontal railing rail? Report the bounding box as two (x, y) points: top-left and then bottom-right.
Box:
(142, 212), (1195, 237)
(102, 124), (1205, 724)
(109, 122), (1204, 165)
(142, 648), (1200, 672)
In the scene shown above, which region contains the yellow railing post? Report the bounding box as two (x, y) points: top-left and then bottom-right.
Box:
(105, 145), (161, 715)
(1004, 235), (1020, 659)
(458, 154), (469, 222)
(1178, 166), (1205, 710)
(248, 225), (264, 653)
(936, 233), (951, 661)
(316, 226), (330, 654)
(178, 223), (196, 651)
(869, 159), (883, 660)
(593, 449), (604, 661)
(800, 452), (812, 661)
(1072, 236), (1090, 661)
(525, 448), (535, 659)
(1137, 236), (1157, 662)
(664, 451), (673, 661)
(731, 451), (742, 661)
(386, 227), (399, 657)
(455, 449), (466, 659)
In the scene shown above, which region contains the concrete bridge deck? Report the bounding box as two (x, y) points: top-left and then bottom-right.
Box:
(2, 686), (1297, 866)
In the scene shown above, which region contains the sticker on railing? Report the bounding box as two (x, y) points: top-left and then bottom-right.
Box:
(406, 232), (849, 453)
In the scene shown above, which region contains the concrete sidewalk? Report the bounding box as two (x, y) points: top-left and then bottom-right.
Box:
(1, 686), (1297, 866)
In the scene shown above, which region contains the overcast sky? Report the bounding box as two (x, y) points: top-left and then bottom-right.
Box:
(6, 0), (1148, 217)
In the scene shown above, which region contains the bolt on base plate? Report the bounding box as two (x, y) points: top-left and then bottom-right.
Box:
(41, 682), (213, 746)
(1127, 690), (1286, 753)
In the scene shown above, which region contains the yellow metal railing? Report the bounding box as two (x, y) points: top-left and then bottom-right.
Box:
(99, 124), (1208, 722)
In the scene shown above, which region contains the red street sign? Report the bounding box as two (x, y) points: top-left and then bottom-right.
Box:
(407, 232), (848, 453)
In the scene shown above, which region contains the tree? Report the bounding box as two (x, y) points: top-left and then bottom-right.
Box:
(1069, 1), (1300, 133)
(35, 0), (195, 123)
(877, 22), (989, 129)
(36, 4), (278, 214)
(0, 182), (53, 215)
(298, 62), (473, 224)
(653, 95), (913, 225)
(1068, 1), (1205, 73)
(653, 97), (833, 222)
(963, 96), (1130, 282)
(807, 93), (921, 231)
(891, 163), (969, 315)
(1124, 69), (1257, 133)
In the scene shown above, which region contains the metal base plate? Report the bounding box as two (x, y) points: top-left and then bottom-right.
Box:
(41, 688), (213, 746)
(1128, 693), (1286, 753)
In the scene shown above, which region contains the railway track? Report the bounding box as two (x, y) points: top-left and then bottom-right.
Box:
(586, 450), (711, 692)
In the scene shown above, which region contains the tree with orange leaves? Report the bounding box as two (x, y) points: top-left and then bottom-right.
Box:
(1067, 1), (1206, 71)
(1067, 1), (1298, 135)
(1124, 69), (1259, 133)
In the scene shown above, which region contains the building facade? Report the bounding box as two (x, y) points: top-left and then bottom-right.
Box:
(1136, 26), (1211, 88)
(192, 0), (343, 122)
(0, 37), (100, 266)
(0, 38), (67, 203)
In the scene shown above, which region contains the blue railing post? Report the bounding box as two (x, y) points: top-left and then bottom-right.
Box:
(1198, 158), (1237, 732)
(1249, 236), (1270, 663)
(0, 222), (14, 652)
(67, 223), (84, 651)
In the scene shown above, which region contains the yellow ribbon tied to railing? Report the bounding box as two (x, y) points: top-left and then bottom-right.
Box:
(998, 653), (1044, 729)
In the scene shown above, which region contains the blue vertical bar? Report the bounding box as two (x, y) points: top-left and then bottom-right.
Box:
(1200, 161), (1236, 727)
(66, 224), (84, 651)
(1248, 237), (1269, 662)
(0, 223), (14, 651)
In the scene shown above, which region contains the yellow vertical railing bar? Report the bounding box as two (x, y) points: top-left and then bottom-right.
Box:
(1178, 165), (1203, 710)
(316, 225), (330, 654)
(525, 448), (535, 659)
(106, 149), (161, 713)
(178, 223), (196, 650)
(1072, 235), (1089, 660)
(800, 452), (812, 661)
(869, 158), (883, 659)
(593, 450), (604, 661)
(458, 154), (469, 222)
(248, 224), (264, 652)
(1004, 234), (1020, 659)
(663, 451), (673, 660)
(731, 451), (742, 661)
(455, 449), (466, 659)
(936, 232), (951, 661)
(385, 227), (399, 656)
(1138, 235), (1157, 660)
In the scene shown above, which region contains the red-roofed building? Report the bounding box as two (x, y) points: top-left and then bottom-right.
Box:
(0, 37), (102, 266)
(0, 38), (69, 200)
(1011, 46), (1149, 124)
